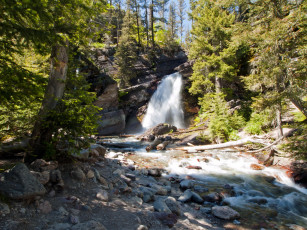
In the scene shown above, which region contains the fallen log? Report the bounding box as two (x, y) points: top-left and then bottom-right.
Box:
(146, 139), (162, 152)
(174, 137), (267, 152)
(156, 141), (170, 150)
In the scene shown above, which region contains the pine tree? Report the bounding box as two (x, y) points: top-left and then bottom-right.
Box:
(114, 1), (138, 87)
(177, 0), (187, 43)
(188, 0), (245, 141)
(243, 0), (307, 137)
(168, 1), (177, 39)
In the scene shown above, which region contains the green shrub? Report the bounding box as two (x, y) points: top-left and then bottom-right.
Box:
(244, 111), (272, 135)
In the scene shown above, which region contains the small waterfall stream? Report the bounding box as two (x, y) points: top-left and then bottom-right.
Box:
(142, 72), (185, 130)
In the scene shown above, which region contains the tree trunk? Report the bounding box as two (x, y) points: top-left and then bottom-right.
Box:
(25, 42), (69, 162)
(215, 76), (221, 93)
(276, 103), (283, 138)
(150, 2), (154, 48)
(144, 0), (149, 49)
(136, 3), (141, 47)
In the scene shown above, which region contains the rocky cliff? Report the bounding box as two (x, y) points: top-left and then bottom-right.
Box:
(85, 48), (194, 135)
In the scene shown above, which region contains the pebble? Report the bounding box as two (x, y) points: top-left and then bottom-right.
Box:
(37, 200), (52, 214)
(137, 225), (148, 230)
(96, 189), (109, 202)
(87, 170), (95, 179)
(58, 207), (69, 216)
(233, 220), (241, 225)
(71, 168), (86, 182)
(20, 208), (26, 214)
(69, 214), (80, 225)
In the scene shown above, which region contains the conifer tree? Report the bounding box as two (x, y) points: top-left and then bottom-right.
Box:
(115, 0), (138, 87)
(177, 0), (187, 43)
(243, 0), (307, 137)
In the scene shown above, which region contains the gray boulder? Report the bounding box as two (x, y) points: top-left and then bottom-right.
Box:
(165, 197), (181, 216)
(180, 180), (194, 190)
(0, 163), (46, 199)
(178, 189), (193, 202)
(211, 206), (240, 220)
(153, 197), (172, 214)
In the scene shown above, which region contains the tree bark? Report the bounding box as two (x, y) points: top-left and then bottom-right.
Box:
(150, 1), (154, 48)
(25, 42), (69, 162)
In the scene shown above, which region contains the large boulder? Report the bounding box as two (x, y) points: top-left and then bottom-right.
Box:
(97, 110), (126, 135)
(0, 163), (46, 199)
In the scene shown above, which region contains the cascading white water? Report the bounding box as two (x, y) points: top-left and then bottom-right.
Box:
(142, 72), (184, 130)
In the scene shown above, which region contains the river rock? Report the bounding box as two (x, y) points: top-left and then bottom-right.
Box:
(191, 191), (204, 203)
(180, 180), (194, 190)
(37, 200), (52, 214)
(31, 171), (50, 185)
(0, 202), (10, 215)
(148, 168), (162, 177)
(154, 212), (178, 228)
(200, 207), (211, 214)
(149, 184), (168, 195)
(178, 189), (193, 202)
(71, 168), (86, 182)
(96, 189), (109, 201)
(211, 206), (240, 220)
(0, 163), (46, 199)
(248, 198), (268, 205)
(30, 159), (58, 171)
(248, 190), (265, 197)
(86, 170), (95, 179)
(69, 215), (80, 225)
(137, 225), (148, 230)
(203, 192), (222, 203)
(138, 186), (157, 203)
(154, 197), (172, 214)
(90, 144), (107, 157)
(165, 197), (181, 216)
(250, 164), (265, 170)
(194, 185), (208, 193)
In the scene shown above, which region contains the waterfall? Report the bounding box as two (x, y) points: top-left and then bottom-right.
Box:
(142, 72), (185, 130)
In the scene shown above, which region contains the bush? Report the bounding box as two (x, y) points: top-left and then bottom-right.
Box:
(199, 93), (245, 142)
(244, 111), (272, 135)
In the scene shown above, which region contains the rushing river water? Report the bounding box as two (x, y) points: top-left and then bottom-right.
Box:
(101, 136), (307, 228)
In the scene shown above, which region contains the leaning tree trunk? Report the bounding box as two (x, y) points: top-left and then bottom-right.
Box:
(25, 42), (69, 162)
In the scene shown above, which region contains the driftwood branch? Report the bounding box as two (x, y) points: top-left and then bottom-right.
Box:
(156, 141), (170, 150)
(247, 136), (284, 153)
(146, 139), (162, 152)
(174, 137), (268, 152)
